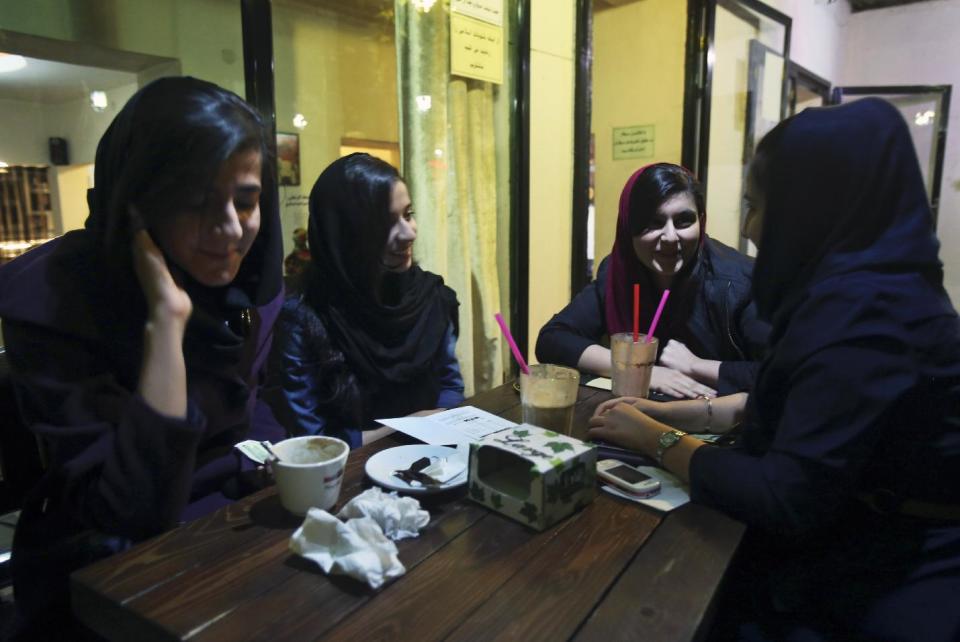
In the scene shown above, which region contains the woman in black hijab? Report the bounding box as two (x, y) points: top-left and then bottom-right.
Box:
(588, 98), (960, 640)
(0, 77), (284, 638)
(269, 153), (463, 447)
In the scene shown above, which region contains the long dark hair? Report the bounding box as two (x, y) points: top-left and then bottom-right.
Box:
(627, 162), (705, 235)
(293, 154), (402, 428)
(288, 153), (456, 433)
(304, 153), (401, 304)
(87, 76), (278, 304)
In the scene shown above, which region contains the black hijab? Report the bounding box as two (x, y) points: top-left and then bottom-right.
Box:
(69, 77), (282, 403)
(752, 98), (942, 332)
(304, 154), (458, 397)
(735, 97), (959, 486)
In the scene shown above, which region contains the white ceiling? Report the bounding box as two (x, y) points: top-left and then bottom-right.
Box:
(0, 55), (138, 104)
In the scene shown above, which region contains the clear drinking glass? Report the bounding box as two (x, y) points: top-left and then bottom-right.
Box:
(519, 364), (581, 434)
(610, 333), (659, 398)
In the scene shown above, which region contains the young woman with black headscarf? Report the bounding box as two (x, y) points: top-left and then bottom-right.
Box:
(587, 98), (960, 640)
(268, 153), (463, 448)
(0, 77), (284, 638)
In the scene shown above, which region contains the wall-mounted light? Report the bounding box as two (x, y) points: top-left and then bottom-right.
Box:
(915, 110), (936, 126)
(0, 53), (27, 73)
(412, 0), (437, 12)
(90, 91), (108, 112)
(293, 113), (308, 129)
(0, 161), (8, 174)
(415, 95), (432, 112)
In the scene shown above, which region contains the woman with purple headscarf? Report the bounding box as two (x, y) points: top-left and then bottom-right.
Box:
(536, 163), (768, 398)
(0, 77), (285, 639)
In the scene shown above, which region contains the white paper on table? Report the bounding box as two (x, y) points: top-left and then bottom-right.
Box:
(376, 406), (517, 446)
(601, 466), (690, 512)
(585, 377), (612, 391)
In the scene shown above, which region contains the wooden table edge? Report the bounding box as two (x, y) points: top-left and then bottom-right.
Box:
(574, 501), (745, 642)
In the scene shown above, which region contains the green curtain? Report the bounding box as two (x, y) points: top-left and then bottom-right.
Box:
(395, 0), (512, 396)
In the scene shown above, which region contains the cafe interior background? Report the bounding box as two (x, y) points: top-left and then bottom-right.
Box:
(0, 0), (956, 401)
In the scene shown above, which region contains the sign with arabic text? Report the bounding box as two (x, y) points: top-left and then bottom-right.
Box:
(450, 13), (503, 84)
(612, 125), (655, 160)
(452, 0), (503, 26)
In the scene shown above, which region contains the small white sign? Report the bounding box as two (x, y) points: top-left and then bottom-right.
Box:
(452, 0), (503, 26)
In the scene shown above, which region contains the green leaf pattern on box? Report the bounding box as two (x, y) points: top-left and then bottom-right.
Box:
(520, 502), (539, 524)
(470, 481), (486, 502)
(469, 423), (596, 531)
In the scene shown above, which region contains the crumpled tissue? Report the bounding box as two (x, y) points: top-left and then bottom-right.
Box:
(289, 509), (405, 589)
(337, 487), (431, 540)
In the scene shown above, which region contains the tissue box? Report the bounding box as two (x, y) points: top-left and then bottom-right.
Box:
(468, 424), (597, 531)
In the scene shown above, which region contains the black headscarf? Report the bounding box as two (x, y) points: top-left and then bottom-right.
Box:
(304, 154), (458, 406)
(74, 77), (282, 404)
(752, 98), (942, 332)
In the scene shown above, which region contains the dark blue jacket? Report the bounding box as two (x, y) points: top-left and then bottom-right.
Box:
(267, 296), (464, 448)
(536, 237), (768, 394)
(692, 99), (960, 641)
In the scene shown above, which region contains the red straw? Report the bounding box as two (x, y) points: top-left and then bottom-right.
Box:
(632, 283), (640, 343)
(645, 289), (670, 343)
(495, 312), (530, 375)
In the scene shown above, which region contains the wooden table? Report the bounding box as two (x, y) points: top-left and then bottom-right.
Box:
(71, 384), (745, 641)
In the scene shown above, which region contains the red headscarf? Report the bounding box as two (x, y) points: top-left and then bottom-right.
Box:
(603, 163), (705, 337)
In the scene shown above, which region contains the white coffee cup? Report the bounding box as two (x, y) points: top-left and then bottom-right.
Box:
(271, 436), (350, 515)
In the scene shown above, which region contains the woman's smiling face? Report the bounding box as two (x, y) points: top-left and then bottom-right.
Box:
(151, 149), (262, 287)
(380, 180), (417, 272)
(631, 191), (701, 282)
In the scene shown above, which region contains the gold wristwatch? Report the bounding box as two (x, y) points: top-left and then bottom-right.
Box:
(656, 429), (688, 466)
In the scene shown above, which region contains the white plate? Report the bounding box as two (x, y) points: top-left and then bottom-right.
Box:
(365, 445), (468, 495)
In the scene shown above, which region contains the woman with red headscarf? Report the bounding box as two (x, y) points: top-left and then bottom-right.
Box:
(536, 163), (767, 398)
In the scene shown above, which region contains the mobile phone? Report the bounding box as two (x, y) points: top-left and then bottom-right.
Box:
(596, 459), (661, 497)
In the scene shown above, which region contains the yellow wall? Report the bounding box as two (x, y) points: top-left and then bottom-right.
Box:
(0, 0), (398, 257)
(591, 0), (687, 268)
(527, 0), (575, 359)
(51, 163), (94, 234)
(0, 0), (246, 96)
(271, 2), (399, 257)
(704, 5), (756, 248)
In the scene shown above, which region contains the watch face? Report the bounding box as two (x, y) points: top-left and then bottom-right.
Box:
(658, 431), (681, 448)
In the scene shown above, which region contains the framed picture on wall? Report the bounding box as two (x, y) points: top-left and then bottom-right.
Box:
(276, 132), (301, 186)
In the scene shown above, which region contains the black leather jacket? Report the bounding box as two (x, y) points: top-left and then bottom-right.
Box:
(536, 237), (769, 394)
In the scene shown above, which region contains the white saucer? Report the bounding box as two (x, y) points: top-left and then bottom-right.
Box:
(365, 445), (468, 495)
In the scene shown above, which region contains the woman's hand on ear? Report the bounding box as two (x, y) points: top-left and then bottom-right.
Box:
(132, 229), (192, 327)
(132, 228), (191, 419)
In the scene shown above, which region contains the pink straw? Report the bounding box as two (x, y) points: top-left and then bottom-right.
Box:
(645, 289), (670, 343)
(632, 283), (640, 343)
(495, 312), (530, 375)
